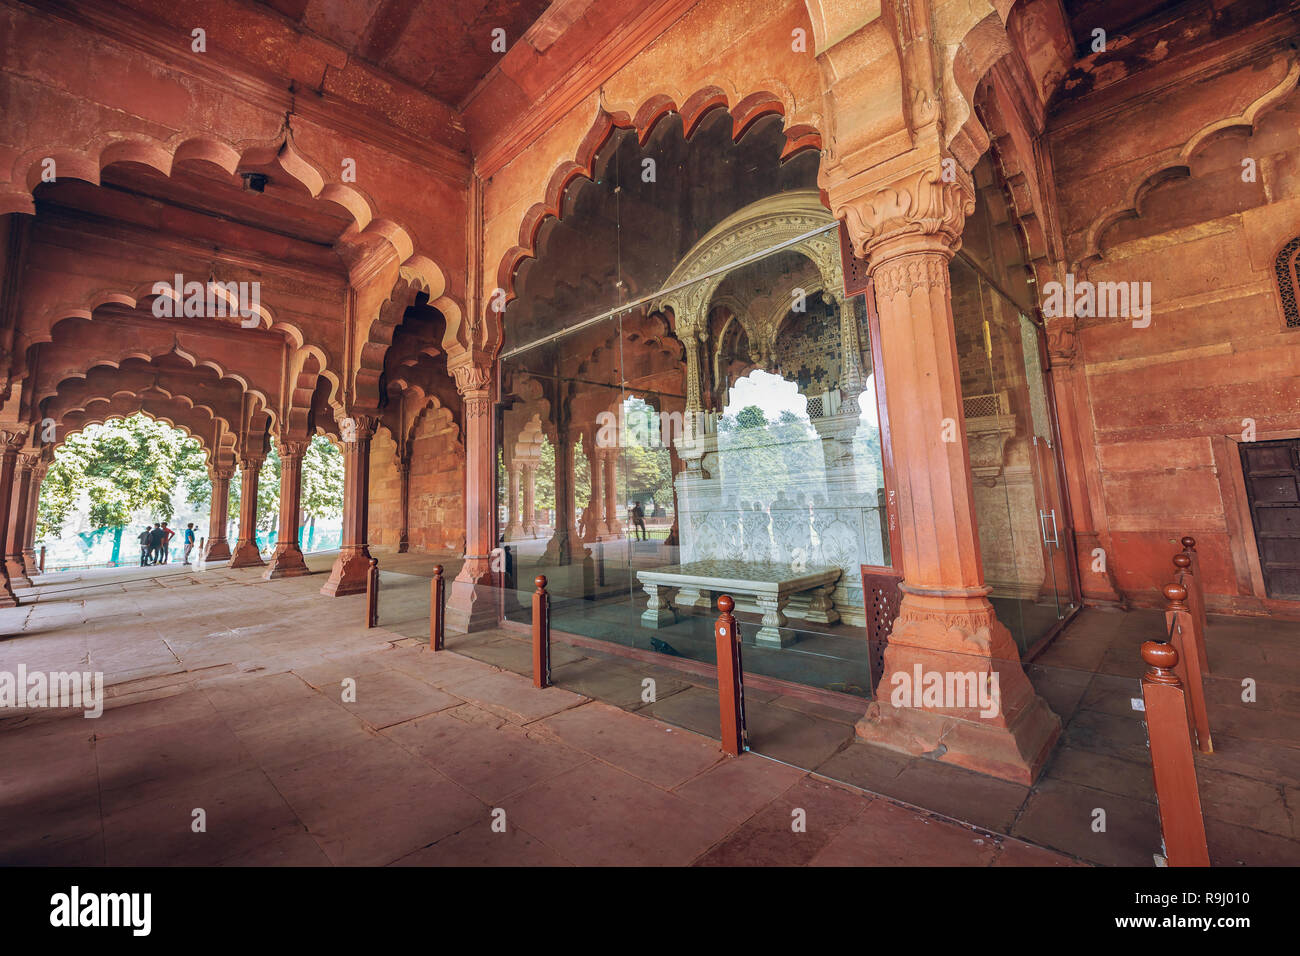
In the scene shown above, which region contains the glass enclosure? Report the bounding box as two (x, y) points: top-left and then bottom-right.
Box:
(492, 111), (1076, 732)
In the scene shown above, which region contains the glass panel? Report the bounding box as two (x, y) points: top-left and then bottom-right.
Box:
(950, 255), (1026, 647)
(954, 254), (1077, 654)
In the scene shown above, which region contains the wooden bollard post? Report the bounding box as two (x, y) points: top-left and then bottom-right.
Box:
(1173, 553), (1211, 675)
(1179, 537), (1211, 672)
(38, 545), (45, 573)
(430, 564), (445, 651)
(715, 595), (746, 756)
(1140, 639), (1211, 866)
(532, 575), (550, 689)
(365, 558), (379, 628)
(1163, 583), (1212, 753)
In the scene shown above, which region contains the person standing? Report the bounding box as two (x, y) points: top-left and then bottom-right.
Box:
(148, 523), (164, 565)
(630, 501), (647, 541)
(183, 523), (196, 565)
(138, 526), (152, 566)
(161, 522), (176, 564)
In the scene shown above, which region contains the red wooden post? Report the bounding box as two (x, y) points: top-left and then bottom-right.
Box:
(430, 564), (445, 651)
(1163, 582), (1213, 754)
(715, 594), (746, 756)
(1172, 553), (1211, 675)
(365, 557), (379, 628)
(1140, 639), (1211, 867)
(1179, 537), (1211, 672)
(532, 575), (550, 689)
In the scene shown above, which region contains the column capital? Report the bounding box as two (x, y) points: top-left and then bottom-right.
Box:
(238, 454), (266, 471)
(209, 465), (236, 482)
(277, 439), (311, 461)
(450, 360), (493, 398)
(0, 426), (29, 453)
(832, 163), (975, 266)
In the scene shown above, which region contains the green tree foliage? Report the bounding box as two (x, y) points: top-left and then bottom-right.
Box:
(300, 435), (344, 521)
(37, 416), (207, 539)
(716, 404), (824, 502)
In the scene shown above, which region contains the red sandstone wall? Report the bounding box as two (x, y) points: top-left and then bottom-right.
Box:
(368, 417), (466, 554)
(1051, 62), (1300, 612)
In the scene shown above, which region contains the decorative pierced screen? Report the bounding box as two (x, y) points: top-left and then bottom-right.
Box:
(860, 564), (903, 695)
(962, 392), (1005, 418)
(1275, 236), (1300, 329)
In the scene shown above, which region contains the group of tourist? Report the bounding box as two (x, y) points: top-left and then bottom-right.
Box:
(138, 522), (197, 566)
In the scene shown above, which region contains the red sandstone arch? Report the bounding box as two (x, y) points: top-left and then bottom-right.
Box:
(33, 317), (278, 414)
(25, 277), (298, 353)
(1078, 57), (1300, 265)
(4, 132), (465, 353)
(490, 88), (823, 354)
(51, 396), (227, 469)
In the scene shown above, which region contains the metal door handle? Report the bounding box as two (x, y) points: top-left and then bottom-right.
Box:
(1039, 509), (1059, 548)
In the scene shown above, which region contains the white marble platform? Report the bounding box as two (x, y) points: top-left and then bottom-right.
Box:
(636, 559), (841, 647)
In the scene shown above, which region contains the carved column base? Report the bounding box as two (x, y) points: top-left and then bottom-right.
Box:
(263, 544), (309, 579)
(320, 546), (372, 596)
(398, 534), (409, 554)
(205, 538), (232, 562)
(5, 558), (32, 589)
(0, 572), (17, 607)
(539, 529), (578, 567)
(854, 590), (1061, 785)
(22, 548), (37, 576)
(445, 557), (498, 633)
(229, 540), (266, 569)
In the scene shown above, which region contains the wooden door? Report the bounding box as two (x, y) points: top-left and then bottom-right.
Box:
(1240, 438), (1300, 599)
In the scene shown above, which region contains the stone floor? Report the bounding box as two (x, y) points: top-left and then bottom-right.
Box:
(368, 560), (1299, 868)
(0, 553), (1078, 866)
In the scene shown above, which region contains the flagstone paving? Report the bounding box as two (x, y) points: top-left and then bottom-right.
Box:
(0, 557), (1081, 866)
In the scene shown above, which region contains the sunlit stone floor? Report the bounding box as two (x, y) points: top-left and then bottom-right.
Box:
(0, 554), (1077, 866)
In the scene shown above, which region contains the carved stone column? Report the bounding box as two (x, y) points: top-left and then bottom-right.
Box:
(601, 447), (623, 537)
(397, 456), (412, 553)
(321, 415), (377, 596)
(6, 455), (34, 588)
(264, 440), (309, 579)
(522, 461), (537, 537)
(446, 361), (497, 632)
(505, 460), (523, 538)
(0, 427), (28, 607)
(229, 456), (267, 568)
(205, 465), (234, 562)
(838, 165), (1060, 785)
(22, 456), (48, 575)
(589, 450), (607, 539)
(584, 447), (603, 541)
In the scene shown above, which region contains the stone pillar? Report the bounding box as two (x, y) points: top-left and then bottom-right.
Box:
(205, 466), (234, 561)
(22, 457), (47, 576)
(505, 460), (523, 538)
(321, 415), (377, 596)
(590, 450), (607, 539)
(264, 440), (309, 578)
(229, 456), (267, 568)
(838, 166), (1060, 784)
(0, 427), (28, 607)
(6, 456), (34, 588)
(397, 456), (412, 553)
(446, 361), (497, 631)
(543, 428), (580, 565)
(522, 461), (537, 537)
(602, 448), (623, 537)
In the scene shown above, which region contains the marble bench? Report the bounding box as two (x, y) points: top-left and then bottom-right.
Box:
(636, 560), (841, 647)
